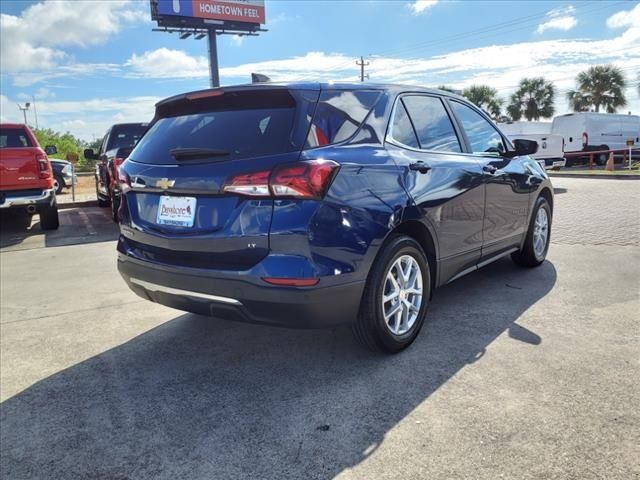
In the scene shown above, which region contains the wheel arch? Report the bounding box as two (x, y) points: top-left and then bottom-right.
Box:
(538, 186), (553, 213)
(390, 219), (438, 293)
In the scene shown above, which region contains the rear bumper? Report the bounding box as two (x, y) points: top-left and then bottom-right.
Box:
(62, 172), (77, 186)
(0, 188), (55, 209)
(117, 250), (365, 329)
(536, 158), (566, 169)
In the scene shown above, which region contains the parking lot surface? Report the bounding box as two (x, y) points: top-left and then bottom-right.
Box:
(1, 178), (638, 479)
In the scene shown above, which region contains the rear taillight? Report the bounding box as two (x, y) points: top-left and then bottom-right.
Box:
(271, 160), (338, 198)
(37, 153), (51, 180)
(223, 170), (270, 196)
(223, 160), (339, 199)
(113, 157), (124, 181)
(562, 137), (565, 152)
(582, 132), (588, 147)
(118, 166), (131, 192)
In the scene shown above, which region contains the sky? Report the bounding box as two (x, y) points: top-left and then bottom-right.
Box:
(0, 0), (639, 142)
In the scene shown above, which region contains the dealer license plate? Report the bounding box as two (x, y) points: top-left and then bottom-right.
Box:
(156, 196), (196, 227)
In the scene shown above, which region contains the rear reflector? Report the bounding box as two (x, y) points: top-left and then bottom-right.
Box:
(262, 277), (319, 287)
(223, 160), (339, 199)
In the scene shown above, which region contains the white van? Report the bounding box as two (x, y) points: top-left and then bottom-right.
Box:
(498, 121), (565, 170)
(551, 112), (640, 165)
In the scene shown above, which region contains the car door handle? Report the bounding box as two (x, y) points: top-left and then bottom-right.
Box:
(409, 161), (431, 174)
(483, 165), (498, 174)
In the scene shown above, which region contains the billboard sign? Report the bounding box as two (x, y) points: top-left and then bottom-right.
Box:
(156, 0), (265, 25)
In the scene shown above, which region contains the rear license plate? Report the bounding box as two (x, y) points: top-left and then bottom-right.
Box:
(156, 196), (196, 227)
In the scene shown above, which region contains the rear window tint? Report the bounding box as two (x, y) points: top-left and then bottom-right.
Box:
(130, 89), (318, 165)
(0, 128), (33, 148)
(306, 90), (381, 148)
(107, 124), (148, 151)
(390, 101), (419, 148)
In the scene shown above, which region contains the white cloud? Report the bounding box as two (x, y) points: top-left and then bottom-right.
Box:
(606, 3), (640, 29)
(17, 88), (56, 101)
(125, 48), (209, 79)
(10, 64), (121, 87)
(1, 95), (161, 140)
(536, 5), (577, 34)
(0, 0), (147, 73)
(407, 1), (438, 15)
(230, 35), (245, 47)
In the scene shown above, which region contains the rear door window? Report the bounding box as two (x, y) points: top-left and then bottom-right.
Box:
(305, 90), (381, 148)
(131, 89), (318, 165)
(0, 128), (33, 148)
(389, 100), (419, 148)
(401, 95), (461, 152)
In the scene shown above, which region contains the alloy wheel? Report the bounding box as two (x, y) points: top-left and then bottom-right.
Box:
(533, 207), (549, 259)
(382, 254), (423, 336)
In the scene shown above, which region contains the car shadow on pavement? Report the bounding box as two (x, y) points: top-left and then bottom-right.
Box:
(0, 258), (556, 479)
(0, 207), (118, 250)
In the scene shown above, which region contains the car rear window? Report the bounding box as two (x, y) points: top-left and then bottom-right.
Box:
(0, 128), (33, 148)
(129, 88), (381, 165)
(130, 89), (320, 165)
(107, 124), (148, 151)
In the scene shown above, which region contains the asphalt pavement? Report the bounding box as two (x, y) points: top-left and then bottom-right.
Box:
(0, 178), (638, 479)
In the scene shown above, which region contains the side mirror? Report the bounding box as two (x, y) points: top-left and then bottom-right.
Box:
(83, 148), (97, 160)
(511, 139), (538, 157)
(44, 145), (57, 156)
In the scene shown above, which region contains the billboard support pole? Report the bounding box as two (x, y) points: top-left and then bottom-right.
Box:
(208, 29), (219, 88)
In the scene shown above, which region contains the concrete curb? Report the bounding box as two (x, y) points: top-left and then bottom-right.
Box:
(58, 200), (99, 210)
(549, 173), (640, 180)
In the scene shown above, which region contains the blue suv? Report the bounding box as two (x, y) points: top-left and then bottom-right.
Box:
(117, 83), (553, 353)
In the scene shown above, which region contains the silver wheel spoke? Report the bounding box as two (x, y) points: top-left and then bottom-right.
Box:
(385, 301), (402, 321)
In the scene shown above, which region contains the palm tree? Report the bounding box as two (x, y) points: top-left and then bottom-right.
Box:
(566, 65), (627, 113)
(462, 85), (503, 119)
(437, 85), (459, 94)
(507, 77), (555, 121)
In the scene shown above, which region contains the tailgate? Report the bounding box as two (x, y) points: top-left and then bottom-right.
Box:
(0, 147), (42, 190)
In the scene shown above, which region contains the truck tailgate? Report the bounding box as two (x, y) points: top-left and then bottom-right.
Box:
(0, 147), (43, 191)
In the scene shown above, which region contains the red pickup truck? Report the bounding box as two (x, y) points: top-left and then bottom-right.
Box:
(0, 123), (59, 230)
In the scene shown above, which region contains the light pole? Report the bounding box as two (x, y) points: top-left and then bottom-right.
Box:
(17, 102), (30, 125)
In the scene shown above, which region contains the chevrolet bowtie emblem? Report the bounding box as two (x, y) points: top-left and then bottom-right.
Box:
(156, 178), (175, 189)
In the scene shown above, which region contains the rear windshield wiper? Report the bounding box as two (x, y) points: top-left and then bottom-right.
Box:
(170, 148), (230, 160)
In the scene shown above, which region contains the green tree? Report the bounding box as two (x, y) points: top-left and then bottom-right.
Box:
(462, 85), (503, 119)
(507, 77), (555, 121)
(33, 128), (93, 169)
(566, 64), (627, 113)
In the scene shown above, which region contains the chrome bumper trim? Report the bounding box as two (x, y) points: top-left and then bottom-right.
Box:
(0, 188), (55, 208)
(129, 278), (242, 305)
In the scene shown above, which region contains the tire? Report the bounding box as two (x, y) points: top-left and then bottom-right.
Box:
(511, 196), (552, 268)
(96, 181), (110, 207)
(596, 153), (607, 166)
(353, 234), (431, 353)
(110, 190), (120, 223)
(53, 175), (64, 195)
(38, 201), (59, 231)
